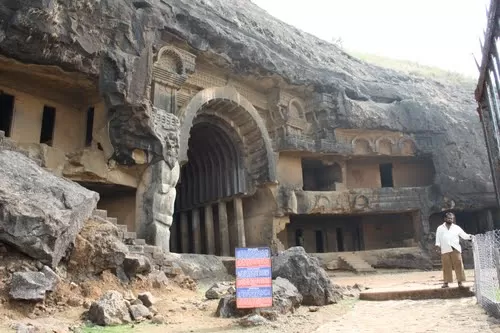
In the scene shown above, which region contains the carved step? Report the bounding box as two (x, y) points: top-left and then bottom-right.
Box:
(106, 217), (118, 225)
(93, 209), (108, 219)
(116, 225), (128, 233)
(133, 239), (146, 245)
(128, 245), (144, 253)
(339, 253), (376, 273)
(124, 231), (137, 240)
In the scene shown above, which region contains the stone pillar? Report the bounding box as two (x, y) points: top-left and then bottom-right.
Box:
(204, 205), (216, 255)
(233, 197), (246, 247)
(486, 209), (495, 231)
(170, 219), (178, 252)
(192, 208), (202, 254)
(218, 201), (230, 256)
(180, 212), (189, 253)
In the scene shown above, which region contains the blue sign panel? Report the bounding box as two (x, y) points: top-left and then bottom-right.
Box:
(235, 247), (273, 309)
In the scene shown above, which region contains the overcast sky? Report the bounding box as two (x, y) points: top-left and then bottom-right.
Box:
(251, 0), (490, 78)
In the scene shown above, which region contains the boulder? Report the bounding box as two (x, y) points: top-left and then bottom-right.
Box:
(215, 295), (251, 318)
(129, 304), (151, 321)
(270, 277), (302, 314)
(9, 268), (60, 301)
(69, 218), (128, 275)
(205, 282), (234, 299)
(0, 150), (99, 267)
(137, 292), (156, 307)
(123, 254), (152, 279)
(166, 253), (232, 282)
(40, 266), (60, 291)
(272, 247), (342, 306)
(87, 291), (132, 326)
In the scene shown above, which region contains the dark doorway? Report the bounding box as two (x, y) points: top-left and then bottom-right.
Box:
(315, 230), (325, 253)
(0, 93), (14, 137)
(336, 228), (344, 252)
(40, 106), (56, 145)
(353, 225), (363, 251)
(379, 163), (394, 188)
(295, 229), (304, 247)
(85, 107), (95, 147)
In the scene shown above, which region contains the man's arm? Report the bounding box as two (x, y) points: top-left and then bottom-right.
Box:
(435, 227), (442, 247)
(457, 226), (472, 240)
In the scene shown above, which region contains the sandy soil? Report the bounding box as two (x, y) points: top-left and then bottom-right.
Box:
(1, 269), (499, 333)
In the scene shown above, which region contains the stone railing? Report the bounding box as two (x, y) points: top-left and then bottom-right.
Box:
(275, 135), (352, 154)
(279, 186), (429, 215)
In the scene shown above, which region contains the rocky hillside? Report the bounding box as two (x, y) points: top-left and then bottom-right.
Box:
(0, 0), (493, 207)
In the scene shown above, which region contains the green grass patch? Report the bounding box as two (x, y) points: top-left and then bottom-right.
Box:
(81, 323), (146, 333)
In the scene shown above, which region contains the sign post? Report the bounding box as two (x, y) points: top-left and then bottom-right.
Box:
(235, 247), (273, 309)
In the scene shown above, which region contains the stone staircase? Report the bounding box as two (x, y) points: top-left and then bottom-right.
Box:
(91, 208), (182, 275)
(339, 252), (376, 273)
(432, 258), (442, 269)
(92, 209), (159, 255)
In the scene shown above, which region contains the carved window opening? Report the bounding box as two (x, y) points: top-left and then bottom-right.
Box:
(315, 230), (325, 253)
(85, 107), (94, 147)
(302, 159), (342, 191)
(40, 106), (56, 146)
(0, 92), (14, 137)
(379, 163), (394, 188)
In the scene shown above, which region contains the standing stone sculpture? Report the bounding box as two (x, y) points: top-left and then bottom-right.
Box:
(136, 108), (180, 252)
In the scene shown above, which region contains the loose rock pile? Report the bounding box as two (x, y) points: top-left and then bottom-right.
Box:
(87, 290), (163, 326)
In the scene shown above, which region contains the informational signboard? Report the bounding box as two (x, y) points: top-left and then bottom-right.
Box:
(235, 247), (273, 309)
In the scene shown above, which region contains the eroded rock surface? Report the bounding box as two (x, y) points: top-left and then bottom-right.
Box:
(272, 247), (342, 306)
(0, 0), (492, 211)
(0, 150), (99, 267)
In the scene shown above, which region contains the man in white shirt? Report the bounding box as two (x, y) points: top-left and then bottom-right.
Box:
(435, 212), (473, 288)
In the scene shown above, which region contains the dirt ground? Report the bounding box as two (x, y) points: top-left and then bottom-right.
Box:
(1, 269), (499, 333)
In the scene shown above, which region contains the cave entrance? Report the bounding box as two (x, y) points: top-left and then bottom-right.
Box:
(171, 116), (248, 256)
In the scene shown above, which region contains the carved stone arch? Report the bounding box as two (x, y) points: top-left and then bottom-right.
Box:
(352, 136), (374, 155)
(375, 136), (395, 155)
(288, 98), (306, 119)
(398, 137), (417, 155)
(155, 46), (184, 75)
(178, 86), (277, 184)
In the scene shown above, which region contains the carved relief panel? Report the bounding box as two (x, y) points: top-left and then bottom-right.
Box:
(335, 129), (418, 156)
(268, 89), (310, 142)
(152, 45), (196, 114)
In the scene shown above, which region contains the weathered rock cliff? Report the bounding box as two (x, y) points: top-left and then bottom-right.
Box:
(0, 0), (493, 208)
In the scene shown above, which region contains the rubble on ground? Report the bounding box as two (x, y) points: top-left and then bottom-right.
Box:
(205, 282), (235, 299)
